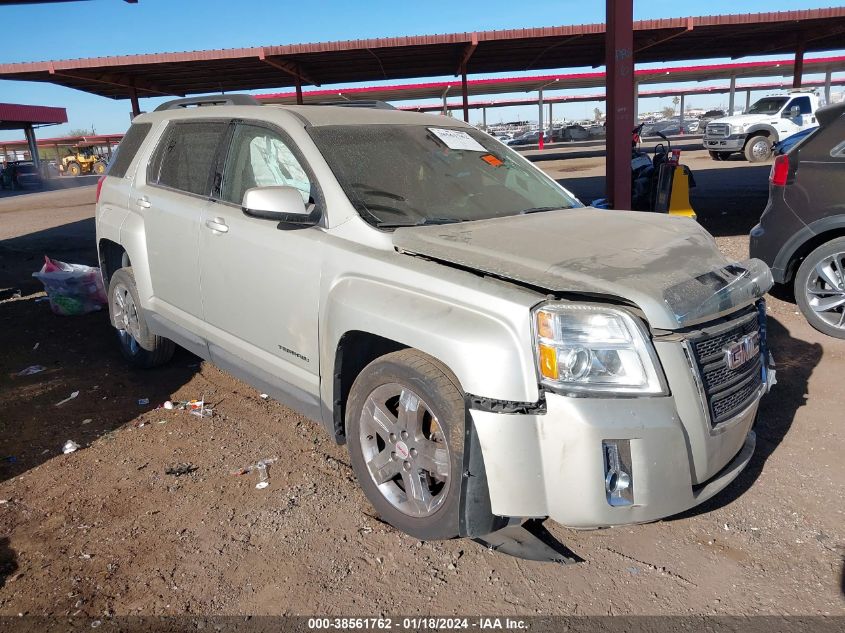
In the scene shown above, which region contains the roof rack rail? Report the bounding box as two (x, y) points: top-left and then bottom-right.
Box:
(315, 100), (396, 110)
(154, 94), (260, 111)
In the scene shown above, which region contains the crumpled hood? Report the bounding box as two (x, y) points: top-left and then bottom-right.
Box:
(393, 208), (773, 330)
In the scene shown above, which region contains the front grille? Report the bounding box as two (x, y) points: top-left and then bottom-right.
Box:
(688, 309), (764, 427)
(706, 123), (730, 138)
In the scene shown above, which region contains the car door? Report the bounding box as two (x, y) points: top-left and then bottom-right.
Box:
(135, 120), (228, 327)
(198, 121), (324, 418)
(783, 96), (814, 133)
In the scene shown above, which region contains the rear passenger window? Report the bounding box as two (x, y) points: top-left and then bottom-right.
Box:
(149, 121), (227, 196)
(220, 124), (312, 206)
(107, 122), (151, 178)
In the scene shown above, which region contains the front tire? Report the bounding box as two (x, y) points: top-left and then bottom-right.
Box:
(709, 151), (730, 161)
(67, 162), (81, 176)
(346, 350), (465, 540)
(744, 135), (772, 162)
(94, 161), (106, 175)
(794, 238), (845, 339)
(108, 268), (175, 367)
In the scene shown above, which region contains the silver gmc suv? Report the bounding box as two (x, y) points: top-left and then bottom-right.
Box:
(96, 95), (775, 554)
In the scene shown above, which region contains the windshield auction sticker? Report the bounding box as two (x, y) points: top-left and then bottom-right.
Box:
(428, 127), (488, 152)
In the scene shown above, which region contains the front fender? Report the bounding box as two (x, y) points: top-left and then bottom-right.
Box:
(319, 273), (540, 428)
(745, 124), (779, 142)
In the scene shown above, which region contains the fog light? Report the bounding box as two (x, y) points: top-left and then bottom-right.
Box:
(603, 440), (634, 507)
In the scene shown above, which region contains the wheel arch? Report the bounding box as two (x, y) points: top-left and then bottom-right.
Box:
(744, 125), (779, 143)
(775, 216), (845, 284)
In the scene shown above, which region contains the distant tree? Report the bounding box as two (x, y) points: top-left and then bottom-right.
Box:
(593, 107), (603, 121)
(68, 127), (95, 137)
(671, 96), (680, 112)
(661, 106), (676, 119)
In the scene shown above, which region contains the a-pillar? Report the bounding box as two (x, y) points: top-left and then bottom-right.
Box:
(605, 0), (634, 210)
(728, 74), (736, 115)
(24, 125), (40, 170)
(824, 70), (832, 105)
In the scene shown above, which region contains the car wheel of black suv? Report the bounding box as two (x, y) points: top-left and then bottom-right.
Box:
(108, 268), (176, 367)
(346, 349), (464, 540)
(794, 237), (845, 339)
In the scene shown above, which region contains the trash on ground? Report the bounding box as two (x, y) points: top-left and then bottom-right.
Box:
(231, 457), (278, 489)
(260, 393), (269, 400)
(158, 398), (212, 417)
(81, 419), (92, 425)
(165, 463), (198, 477)
(55, 390), (80, 407)
(62, 440), (80, 454)
(138, 398), (150, 406)
(16, 365), (46, 376)
(32, 256), (107, 316)
(32, 342), (39, 350)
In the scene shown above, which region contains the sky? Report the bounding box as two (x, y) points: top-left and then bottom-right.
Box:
(0, 0), (843, 141)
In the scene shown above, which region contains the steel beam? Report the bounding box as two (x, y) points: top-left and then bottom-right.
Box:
(605, 0), (634, 210)
(728, 74), (736, 115)
(538, 88), (544, 150)
(746, 90), (751, 112)
(825, 70), (832, 104)
(793, 41), (805, 88)
(130, 86), (140, 118)
(24, 125), (40, 170)
(679, 94), (685, 132)
(461, 64), (469, 122)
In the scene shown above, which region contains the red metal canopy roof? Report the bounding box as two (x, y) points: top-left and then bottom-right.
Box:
(0, 102), (67, 130)
(0, 9), (844, 99)
(257, 55), (845, 105)
(399, 78), (845, 112)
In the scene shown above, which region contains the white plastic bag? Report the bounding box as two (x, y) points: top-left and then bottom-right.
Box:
(32, 256), (107, 316)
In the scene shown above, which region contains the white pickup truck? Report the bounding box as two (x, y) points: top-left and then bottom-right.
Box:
(703, 90), (820, 162)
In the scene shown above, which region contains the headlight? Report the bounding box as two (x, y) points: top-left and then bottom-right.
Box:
(533, 303), (666, 396)
(730, 124), (745, 134)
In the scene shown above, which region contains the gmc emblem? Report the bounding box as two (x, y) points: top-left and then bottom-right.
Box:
(723, 332), (761, 370)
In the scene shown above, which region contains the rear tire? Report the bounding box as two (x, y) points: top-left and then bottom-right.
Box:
(346, 349), (465, 540)
(93, 161), (106, 175)
(794, 238), (845, 339)
(744, 135), (772, 163)
(108, 268), (175, 368)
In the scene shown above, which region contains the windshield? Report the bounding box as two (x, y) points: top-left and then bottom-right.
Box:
(308, 124), (580, 228)
(748, 97), (788, 115)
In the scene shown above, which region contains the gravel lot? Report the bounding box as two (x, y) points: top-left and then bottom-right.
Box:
(0, 153), (842, 617)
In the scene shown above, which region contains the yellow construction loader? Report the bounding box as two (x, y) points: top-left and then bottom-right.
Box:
(59, 144), (107, 176)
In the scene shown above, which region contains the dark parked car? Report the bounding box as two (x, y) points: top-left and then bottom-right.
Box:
(699, 109), (726, 125)
(750, 101), (845, 338)
(552, 124), (590, 142)
(641, 118), (698, 137)
(506, 130), (550, 146)
(0, 161), (43, 190)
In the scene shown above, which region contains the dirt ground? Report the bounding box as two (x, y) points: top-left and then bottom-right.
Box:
(0, 154), (843, 618)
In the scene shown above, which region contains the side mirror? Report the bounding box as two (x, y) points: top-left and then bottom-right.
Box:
(784, 106), (801, 119)
(242, 186), (319, 228)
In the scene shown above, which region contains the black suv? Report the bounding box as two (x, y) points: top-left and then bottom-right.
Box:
(750, 101), (845, 338)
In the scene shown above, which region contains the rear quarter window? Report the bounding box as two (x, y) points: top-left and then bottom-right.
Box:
(147, 120), (228, 196)
(107, 122), (152, 178)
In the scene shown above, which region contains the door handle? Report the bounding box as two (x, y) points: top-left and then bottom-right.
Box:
(205, 218), (229, 234)
(135, 196), (151, 209)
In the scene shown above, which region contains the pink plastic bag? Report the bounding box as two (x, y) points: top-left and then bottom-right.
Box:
(32, 256), (107, 316)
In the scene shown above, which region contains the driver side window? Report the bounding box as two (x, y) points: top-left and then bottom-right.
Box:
(220, 124), (312, 206)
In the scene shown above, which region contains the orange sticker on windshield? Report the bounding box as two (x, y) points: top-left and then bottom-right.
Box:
(481, 154), (504, 167)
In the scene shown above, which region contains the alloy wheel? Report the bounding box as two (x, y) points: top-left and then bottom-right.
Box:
(805, 251), (845, 330)
(751, 139), (770, 160)
(111, 282), (142, 354)
(358, 383), (450, 518)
